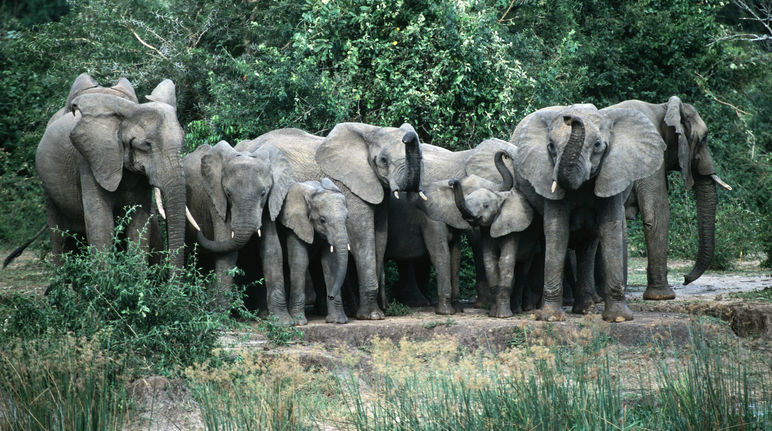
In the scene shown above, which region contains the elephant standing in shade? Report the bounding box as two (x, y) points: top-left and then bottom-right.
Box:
(235, 124), (423, 320)
(512, 104), (665, 322)
(36, 73), (187, 270)
(279, 179), (349, 324)
(607, 97), (729, 300)
(183, 141), (294, 313)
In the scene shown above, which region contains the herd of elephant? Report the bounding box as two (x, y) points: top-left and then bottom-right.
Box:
(10, 73), (731, 326)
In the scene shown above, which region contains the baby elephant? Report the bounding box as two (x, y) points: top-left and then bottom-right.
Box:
(279, 179), (349, 324)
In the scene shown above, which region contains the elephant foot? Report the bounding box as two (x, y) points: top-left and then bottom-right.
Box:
(452, 301), (465, 313)
(269, 309), (295, 326)
(571, 297), (596, 315)
(293, 313), (308, 326)
(643, 285), (675, 301)
(592, 292), (603, 303)
(488, 300), (513, 318)
(356, 304), (385, 320)
(511, 304), (523, 314)
(602, 299), (633, 322)
(436, 298), (456, 315)
(535, 301), (566, 322)
(326, 309), (348, 324)
(473, 297), (492, 309)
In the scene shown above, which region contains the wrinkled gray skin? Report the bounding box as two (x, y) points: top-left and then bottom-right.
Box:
(389, 139), (519, 314)
(279, 179), (349, 325)
(183, 142), (294, 311)
(236, 124), (423, 320)
(422, 151), (534, 317)
(37, 73), (186, 270)
(512, 104), (665, 322)
(608, 97), (721, 300)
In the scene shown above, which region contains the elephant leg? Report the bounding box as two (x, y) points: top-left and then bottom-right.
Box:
(636, 172), (675, 300)
(346, 197), (384, 320)
(321, 249), (347, 324)
(480, 233), (500, 312)
(44, 195), (70, 268)
(214, 251), (238, 308)
(537, 201), (569, 321)
(449, 232), (463, 312)
(260, 219), (293, 325)
(374, 201), (389, 311)
(599, 195), (633, 322)
(489, 235), (516, 318)
(423, 219), (455, 315)
(394, 260), (431, 307)
(562, 250), (576, 306)
(305, 269), (317, 306)
(572, 239), (598, 315)
(79, 163), (115, 251)
(126, 205), (153, 257)
(468, 229), (492, 308)
(511, 255), (531, 313)
(286, 234), (309, 326)
(524, 250), (544, 311)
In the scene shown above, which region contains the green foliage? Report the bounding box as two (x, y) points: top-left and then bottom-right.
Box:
(384, 300), (412, 316)
(258, 315), (304, 346)
(729, 286), (772, 302)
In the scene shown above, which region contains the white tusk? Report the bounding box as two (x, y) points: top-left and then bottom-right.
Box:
(710, 174), (732, 191)
(330, 245), (334, 253)
(347, 243), (351, 251)
(257, 229), (262, 238)
(185, 207), (201, 232)
(154, 188), (166, 220)
(419, 191), (428, 201)
(231, 231), (235, 238)
(393, 190), (399, 199)
(551, 181), (558, 194)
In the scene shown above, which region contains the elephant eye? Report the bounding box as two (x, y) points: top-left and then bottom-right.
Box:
(319, 216), (326, 224)
(379, 156), (388, 164)
(131, 138), (152, 152)
(483, 203), (489, 209)
(547, 142), (556, 154)
(594, 140), (604, 151)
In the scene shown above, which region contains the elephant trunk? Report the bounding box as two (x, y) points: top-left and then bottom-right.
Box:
(683, 175), (716, 284)
(450, 179), (476, 224)
(556, 116), (586, 191)
(159, 165), (186, 269)
(400, 131), (423, 193)
(494, 151), (513, 191)
(197, 204), (261, 255)
(328, 236), (349, 299)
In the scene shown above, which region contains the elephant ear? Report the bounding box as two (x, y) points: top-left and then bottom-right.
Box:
(111, 78), (138, 103)
(490, 190), (533, 238)
(69, 93), (137, 192)
(595, 107), (666, 198)
(280, 182), (316, 244)
(250, 144), (295, 221)
(320, 177), (342, 193)
(464, 138), (517, 182)
(65, 73), (99, 111)
(512, 109), (566, 200)
(316, 123), (383, 205)
(664, 96), (694, 188)
(200, 141), (233, 221)
(415, 181), (471, 230)
(145, 79), (177, 110)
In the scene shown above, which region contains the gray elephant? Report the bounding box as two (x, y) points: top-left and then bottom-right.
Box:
(234, 124), (423, 320)
(420, 150), (535, 317)
(279, 178), (349, 325)
(607, 97), (729, 300)
(36, 73), (187, 269)
(182, 141), (294, 313)
(512, 104), (665, 322)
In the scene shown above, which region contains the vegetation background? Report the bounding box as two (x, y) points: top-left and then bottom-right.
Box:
(1, 0), (770, 268)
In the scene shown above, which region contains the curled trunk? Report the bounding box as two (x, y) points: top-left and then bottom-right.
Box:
(494, 151), (513, 191)
(450, 179), (476, 223)
(683, 175), (716, 284)
(401, 131), (423, 192)
(197, 205), (261, 255)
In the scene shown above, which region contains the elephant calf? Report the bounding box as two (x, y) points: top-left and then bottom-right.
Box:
(278, 179), (350, 325)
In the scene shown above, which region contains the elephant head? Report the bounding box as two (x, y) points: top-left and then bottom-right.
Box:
(280, 178), (349, 299)
(316, 123), (423, 204)
(514, 104), (665, 200)
(68, 79), (187, 267)
(192, 142), (295, 254)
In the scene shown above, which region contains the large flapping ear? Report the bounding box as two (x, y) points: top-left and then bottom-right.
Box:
(200, 141), (234, 221)
(316, 123), (383, 205)
(320, 177), (342, 193)
(464, 138), (518, 182)
(490, 190), (533, 238)
(65, 73), (99, 111)
(69, 93), (137, 192)
(511, 108), (566, 200)
(111, 78), (138, 103)
(257, 144), (295, 221)
(145, 79), (177, 110)
(279, 182), (316, 244)
(415, 180), (471, 230)
(595, 107), (665, 197)
(664, 95), (695, 188)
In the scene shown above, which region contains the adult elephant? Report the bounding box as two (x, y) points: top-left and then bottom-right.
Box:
(235, 124), (422, 320)
(36, 73), (187, 269)
(512, 104), (665, 322)
(607, 97), (729, 300)
(182, 141), (294, 310)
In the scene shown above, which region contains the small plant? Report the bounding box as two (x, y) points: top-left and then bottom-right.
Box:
(423, 318), (456, 330)
(258, 315), (303, 346)
(384, 300), (412, 316)
(507, 326), (530, 348)
(729, 286), (772, 302)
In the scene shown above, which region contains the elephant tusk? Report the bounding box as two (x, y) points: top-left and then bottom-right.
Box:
(393, 190), (399, 199)
(347, 243), (351, 251)
(231, 231), (235, 238)
(185, 207), (201, 232)
(551, 181), (558, 194)
(330, 245), (334, 253)
(710, 174), (732, 191)
(257, 229), (262, 238)
(419, 191), (428, 201)
(154, 188), (166, 220)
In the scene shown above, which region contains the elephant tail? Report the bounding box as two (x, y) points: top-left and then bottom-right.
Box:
(3, 224), (47, 269)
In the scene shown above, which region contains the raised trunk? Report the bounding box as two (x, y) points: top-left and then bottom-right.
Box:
(328, 238), (349, 299)
(683, 176), (716, 284)
(450, 179), (476, 223)
(556, 117), (585, 191)
(401, 131), (423, 192)
(160, 168), (186, 269)
(494, 151), (513, 191)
